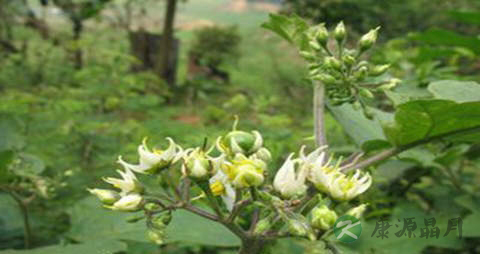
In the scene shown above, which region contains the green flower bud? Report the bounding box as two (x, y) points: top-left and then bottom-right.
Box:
(254, 218), (272, 234)
(144, 202), (161, 212)
(288, 217), (316, 240)
(334, 21), (346, 42)
(359, 88), (374, 99)
(88, 188), (120, 205)
(148, 230), (165, 245)
(313, 74), (336, 85)
(152, 212), (172, 229)
(346, 204), (367, 218)
(309, 41), (321, 51)
(315, 24), (329, 46)
(299, 51), (315, 61)
(342, 55), (355, 67)
(359, 27), (380, 51)
(378, 78), (401, 90)
(324, 56), (342, 70)
(370, 64), (390, 76)
(217, 130), (263, 156)
(182, 148), (211, 179)
(354, 66), (368, 81)
(311, 205), (338, 230)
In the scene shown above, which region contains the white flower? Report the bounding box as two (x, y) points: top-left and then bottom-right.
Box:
(329, 170), (372, 201)
(118, 137), (182, 174)
(105, 193), (143, 212)
(103, 168), (143, 194)
(273, 153), (307, 199)
(302, 146), (338, 193)
(209, 170), (236, 211)
(88, 188), (120, 205)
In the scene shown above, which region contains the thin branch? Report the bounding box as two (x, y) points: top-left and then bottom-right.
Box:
(314, 81), (328, 148)
(343, 126), (480, 172)
(181, 203), (218, 221)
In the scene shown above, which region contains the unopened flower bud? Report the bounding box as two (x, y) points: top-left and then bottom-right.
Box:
(182, 148), (211, 179)
(311, 205), (338, 230)
(152, 212), (172, 228)
(313, 74), (336, 85)
(378, 78), (401, 90)
(254, 218), (272, 234)
(217, 129), (263, 156)
(343, 55), (356, 67)
(288, 218), (316, 240)
(359, 88), (374, 99)
(354, 66), (368, 80)
(299, 51), (315, 61)
(359, 27), (380, 51)
(346, 204), (367, 218)
(148, 230), (165, 245)
(370, 64), (390, 76)
(309, 41), (321, 51)
(334, 21), (346, 42)
(324, 56), (342, 70)
(105, 193), (144, 212)
(88, 188), (120, 205)
(315, 24), (329, 46)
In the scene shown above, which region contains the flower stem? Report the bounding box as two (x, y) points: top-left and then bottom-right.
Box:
(314, 81), (327, 148)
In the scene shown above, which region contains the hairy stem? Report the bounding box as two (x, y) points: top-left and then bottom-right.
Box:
(314, 82), (327, 148)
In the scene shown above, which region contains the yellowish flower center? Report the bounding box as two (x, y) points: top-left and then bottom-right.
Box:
(210, 180), (226, 196)
(153, 149), (163, 155)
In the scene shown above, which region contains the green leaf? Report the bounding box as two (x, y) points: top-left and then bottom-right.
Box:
(412, 28), (480, 54)
(68, 197), (240, 247)
(383, 100), (480, 146)
(166, 210), (240, 247)
(261, 14), (310, 51)
(0, 239), (126, 254)
(329, 103), (392, 146)
(428, 80), (480, 103)
(361, 140), (393, 153)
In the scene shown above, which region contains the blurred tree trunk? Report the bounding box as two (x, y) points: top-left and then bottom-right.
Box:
(72, 17), (83, 69)
(157, 0), (178, 87)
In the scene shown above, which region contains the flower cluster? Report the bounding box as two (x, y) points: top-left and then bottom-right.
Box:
(89, 119), (373, 243)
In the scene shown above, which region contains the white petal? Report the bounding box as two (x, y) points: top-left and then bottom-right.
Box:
(251, 131), (263, 152)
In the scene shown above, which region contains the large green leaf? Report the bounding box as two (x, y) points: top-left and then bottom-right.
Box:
(68, 197), (240, 247)
(428, 80), (480, 103)
(383, 100), (480, 146)
(329, 103), (392, 146)
(0, 239), (126, 254)
(412, 28), (480, 54)
(337, 202), (465, 254)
